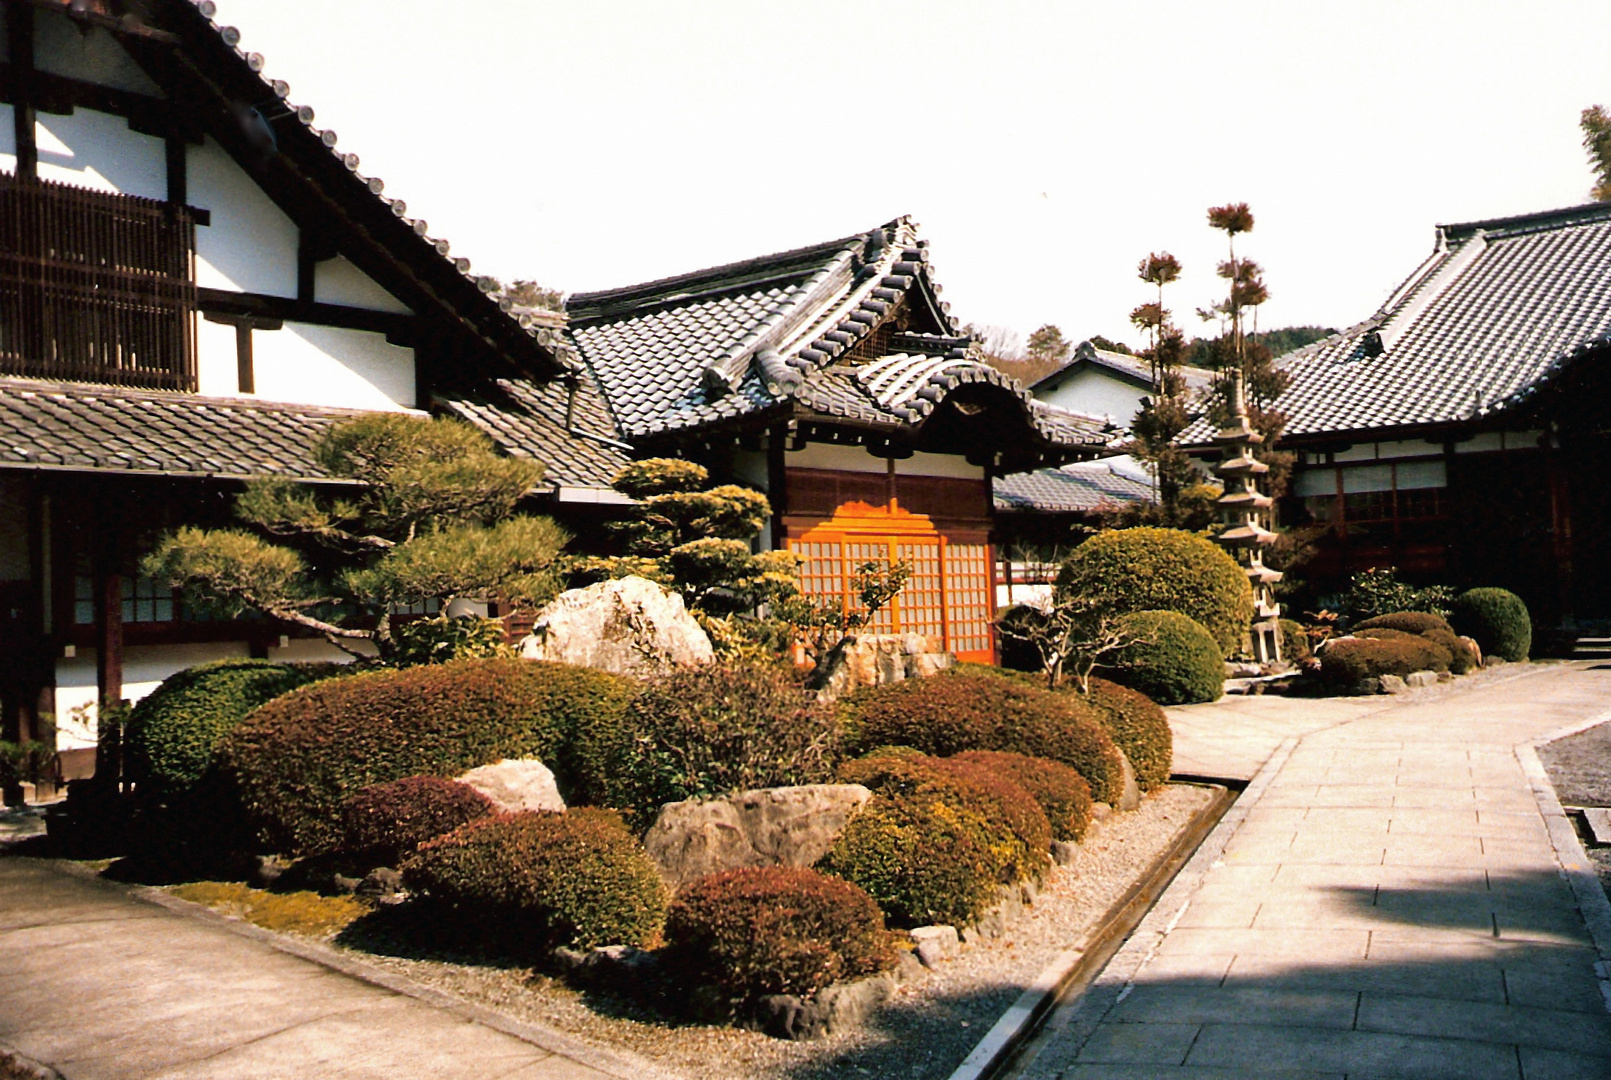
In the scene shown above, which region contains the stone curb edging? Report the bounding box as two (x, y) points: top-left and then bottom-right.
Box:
(1001, 736), (1302, 1080)
(1518, 705), (1611, 1015)
(28, 857), (685, 1080)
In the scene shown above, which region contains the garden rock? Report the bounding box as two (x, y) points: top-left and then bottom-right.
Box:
(1051, 839), (1081, 866)
(909, 925), (960, 968)
(1458, 636), (1483, 669)
(454, 758), (565, 814)
(519, 575), (713, 676)
(757, 972), (897, 1040)
(1350, 677), (1382, 696)
(358, 866), (405, 903)
(1405, 670), (1439, 689)
(643, 784), (873, 889)
(809, 634), (954, 703)
(1379, 674), (1409, 694)
(1115, 749), (1142, 812)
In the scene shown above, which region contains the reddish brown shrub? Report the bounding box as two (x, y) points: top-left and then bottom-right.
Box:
(951, 750), (1092, 842)
(339, 776), (494, 865)
(1078, 677), (1173, 791)
(1354, 611), (1453, 635)
(663, 867), (895, 1004)
(1318, 636), (1455, 684)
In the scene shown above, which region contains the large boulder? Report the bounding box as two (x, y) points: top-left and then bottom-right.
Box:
(453, 758), (566, 814)
(643, 783), (873, 889)
(520, 575), (713, 677)
(810, 634), (955, 703)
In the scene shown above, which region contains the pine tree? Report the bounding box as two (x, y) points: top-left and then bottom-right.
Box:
(1128, 252), (1197, 519)
(1581, 105), (1611, 201)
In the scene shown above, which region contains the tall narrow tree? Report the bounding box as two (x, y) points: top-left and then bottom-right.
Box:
(1581, 105), (1611, 201)
(1128, 252), (1195, 518)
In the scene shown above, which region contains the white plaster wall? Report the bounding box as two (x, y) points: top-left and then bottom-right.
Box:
(268, 637), (375, 663)
(787, 443), (985, 480)
(315, 257), (411, 314)
(36, 14), (164, 96)
(34, 110), (167, 201)
(251, 322), (415, 410)
(189, 137), (298, 297)
(195, 317), (241, 396)
(53, 642), (251, 750)
(0, 102), (14, 173)
(1035, 368), (1142, 425)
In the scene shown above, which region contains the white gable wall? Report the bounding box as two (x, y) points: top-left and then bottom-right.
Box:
(252, 323), (416, 410)
(1036, 368), (1143, 426)
(188, 137), (299, 297)
(34, 110), (167, 200)
(316, 257), (412, 314)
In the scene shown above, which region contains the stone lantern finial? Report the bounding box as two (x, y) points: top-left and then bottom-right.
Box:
(1214, 368), (1283, 664)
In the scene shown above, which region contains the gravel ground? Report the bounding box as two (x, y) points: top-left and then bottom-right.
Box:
(1538, 715), (1611, 899)
(348, 783), (1215, 1080)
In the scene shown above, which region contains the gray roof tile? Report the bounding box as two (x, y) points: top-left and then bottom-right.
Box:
(994, 458), (1155, 513)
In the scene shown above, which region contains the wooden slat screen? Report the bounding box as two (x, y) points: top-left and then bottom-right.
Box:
(0, 172), (197, 390)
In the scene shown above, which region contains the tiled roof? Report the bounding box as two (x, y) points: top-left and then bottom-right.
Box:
(568, 219), (1115, 456)
(1181, 201), (1611, 444)
(1033, 341), (1214, 395)
(0, 378), (354, 481)
(437, 375), (631, 490)
(994, 456), (1156, 513)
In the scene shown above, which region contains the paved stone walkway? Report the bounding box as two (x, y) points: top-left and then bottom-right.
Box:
(0, 858), (673, 1080)
(1018, 662), (1611, 1080)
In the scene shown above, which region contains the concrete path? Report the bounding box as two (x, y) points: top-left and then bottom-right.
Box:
(0, 858), (674, 1080)
(1019, 662), (1611, 1080)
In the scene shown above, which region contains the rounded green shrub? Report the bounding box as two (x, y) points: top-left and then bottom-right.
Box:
(1353, 611), (1453, 635)
(1078, 677), (1172, 791)
(1422, 627), (1477, 674)
(819, 792), (1006, 928)
(1452, 588), (1531, 662)
(622, 661), (836, 822)
(221, 658), (638, 854)
(951, 750), (1092, 842)
(402, 809), (667, 953)
(837, 669), (1125, 805)
(1056, 527), (1253, 657)
(339, 776), (495, 865)
(1318, 636), (1455, 685)
(1278, 619), (1312, 661)
(1107, 611), (1224, 705)
(127, 659), (342, 800)
(838, 753), (1050, 883)
(663, 867), (895, 1004)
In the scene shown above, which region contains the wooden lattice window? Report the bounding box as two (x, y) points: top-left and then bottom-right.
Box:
(788, 502), (995, 663)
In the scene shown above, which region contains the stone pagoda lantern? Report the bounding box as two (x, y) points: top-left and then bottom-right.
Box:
(1214, 371), (1283, 663)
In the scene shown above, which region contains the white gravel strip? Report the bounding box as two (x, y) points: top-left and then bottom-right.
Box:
(351, 783), (1214, 1080)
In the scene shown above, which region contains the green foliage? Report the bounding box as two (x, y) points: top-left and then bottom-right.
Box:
(1354, 612), (1453, 635)
(1278, 618), (1312, 661)
(0, 739), (53, 789)
(952, 750), (1092, 842)
(1077, 677), (1173, 791)
(611, 458), (709, 499)
(1026, 324), (1072, 365)
(1452, 587), (1532, 662)
(820, 791), (1009, 928)
(144, 415), (562, 660)
(1108, 611), (1224, 705)
(391, 615), (514, 667)
(663, 867), (895, 1004)
(1422, 627), (1478, 675)
(126, 659), (341, 799)
(838, 753), (1050, 886)
(1354, 627), (1450, 671)
(339, 776), (495, 865)
(1582, 104), (1611, 202)
(622, 661), (836, 821)
(837, 668), (1126, 805)
(1057, 528), (1252, 657)
(220, 658), (640, 853)
(1318, 636), (1455, 685)
(1340, 568), (1456, 623)
(403, 809), (668, 953)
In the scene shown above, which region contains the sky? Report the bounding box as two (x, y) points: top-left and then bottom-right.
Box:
(224, 1), (1611, 353)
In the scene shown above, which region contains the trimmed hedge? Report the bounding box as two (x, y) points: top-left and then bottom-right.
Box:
(1354, 628), (1450, 671)
(1278, 618), (1312, 661)
(403, 809), (667, 953)
(1423, 627), (1478, 675)
(127, 659), (341, 799)
(952, 750), (1092, 842)
(1056, 527), (1253, 657)
(1078, 677), (1172, 791)
(838, 753), (1050, 884)
(1452, 588), (1531, 662)
(837, 669), (1125, 805)
(622, 661), (836, 823)
(663, 867), (895, 1004)
(819, 792), (1005, 928)
(339, 776), (494, 865)
(1318, 636), (1454, 685)
(221, 658), (639, 854)
(1353, 611), (1453, 635)
(1108, 611), (1224, 705)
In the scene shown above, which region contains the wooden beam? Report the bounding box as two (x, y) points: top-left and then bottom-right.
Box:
(6, 3), (37, 179)
(199, 288), (412, 342)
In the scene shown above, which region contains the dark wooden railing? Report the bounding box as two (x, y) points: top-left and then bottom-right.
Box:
(0, 172), (197, 391)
